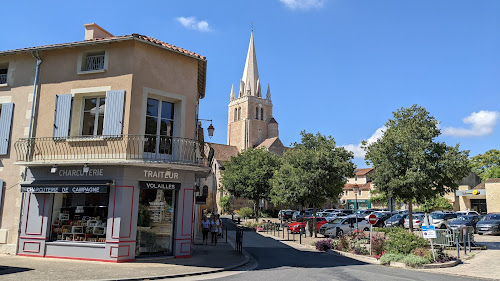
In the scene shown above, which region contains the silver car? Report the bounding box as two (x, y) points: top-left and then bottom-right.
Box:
(403, 214), (425, 229)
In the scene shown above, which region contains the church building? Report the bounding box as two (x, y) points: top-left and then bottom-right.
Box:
(200, 31), (286, 214)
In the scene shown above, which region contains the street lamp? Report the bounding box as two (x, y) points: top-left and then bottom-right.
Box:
(198, 119), (215, 138)
(352, 184), (359, 233)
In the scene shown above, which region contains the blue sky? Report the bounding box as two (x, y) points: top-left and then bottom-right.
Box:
(2, 0), (499, 168)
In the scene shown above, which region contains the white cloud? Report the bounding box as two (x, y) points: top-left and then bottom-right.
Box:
(442, 111), (500, 137)
(343, 126), (386, 159)
(280, 0), (326, 10)
(176, 17), (212, 32)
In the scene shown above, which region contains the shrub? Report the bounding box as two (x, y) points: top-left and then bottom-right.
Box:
(385, 230), (429, 255)
(413, 247), (432, 260)
(338, 235), (350, 251)
(435, 247), (457, 263)
(371, 237), (385, 256)
(379, 253), (406, 265)
(400, 254), (432, 267)
(239, 207), (254, 219)
(352, 243), (369, 255)
(315, 239), (333, 251)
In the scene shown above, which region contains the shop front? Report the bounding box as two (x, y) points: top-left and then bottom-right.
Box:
(346, 199), (371, 210)
(17, 165), (202, 262)
(456, 189), (488, 214)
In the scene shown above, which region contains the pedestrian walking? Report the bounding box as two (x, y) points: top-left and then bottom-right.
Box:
(210, 215), (219, 245)
(201, 215), (210, 245)
(217, 214), (223, 238)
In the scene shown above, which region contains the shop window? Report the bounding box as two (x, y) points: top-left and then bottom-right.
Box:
(50, 193), (109, 242)
(81, 97), (106, 136)
(144, 98), (175, 154)
(137, 189), (175, 256)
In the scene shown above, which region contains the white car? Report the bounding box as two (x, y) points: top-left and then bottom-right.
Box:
(320, 216), (370, 238)
(456, 211), (480, 216)
(430, 212), (457, 229)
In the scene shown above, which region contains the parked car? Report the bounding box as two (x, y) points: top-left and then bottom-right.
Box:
(448, 215), (481, 232)
(355, 210), (372, 217)
(404, 214), (425, 229)
(292, 211), (313, 221)
(324, 212), (348, 222)
(288, 217), (328, 233)
(430, 211), (458, 229)
(476, 213), (500, 235)
(316, 212), (331, 217)
(369, 211), (393, 227)
(320, 216), (370, 238)
(278, 210), (297, 221)
(385, 213), (405, 228)
(334, 209), (354, 215)
(456, 211), (480, 216)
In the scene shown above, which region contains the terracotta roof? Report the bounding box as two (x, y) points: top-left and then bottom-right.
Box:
(256, 137), (280, 149)
(354, 168), (374, 176)
(0, 33), (205, 60)
(474, 178), (500, 190)
(344, 183), (372, 190)
(207, 143), (238, 163)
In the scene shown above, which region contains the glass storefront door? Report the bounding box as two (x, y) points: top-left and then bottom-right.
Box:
(470, 199), (487, 214)
(136, 189), (175, 256)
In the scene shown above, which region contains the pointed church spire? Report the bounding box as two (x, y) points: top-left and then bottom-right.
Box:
(230, 84), (235, 101)
(241, 31), (259, 97)
(266, 84), (271, 100)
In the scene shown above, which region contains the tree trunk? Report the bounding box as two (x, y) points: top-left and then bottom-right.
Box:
(253, 201), (258, 222)
(408, 199), (413, 232)
(313, 207), (317, 238)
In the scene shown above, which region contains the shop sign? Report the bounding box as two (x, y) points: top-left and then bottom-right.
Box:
(456, 189), (485, 196)
(142, 169), (179, 180)
(139, 181), (181, 190)
(58, 169), (104, 177)
(21, 185), (108, 193)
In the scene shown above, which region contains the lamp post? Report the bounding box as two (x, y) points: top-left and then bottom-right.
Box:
(198, 119), (215, 138)
(353, 184), (359, 233)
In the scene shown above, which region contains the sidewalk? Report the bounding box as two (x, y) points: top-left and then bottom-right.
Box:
(0, 234), (248, 281)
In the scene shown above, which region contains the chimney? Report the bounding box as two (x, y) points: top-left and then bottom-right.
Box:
(84, 23), (114, 40)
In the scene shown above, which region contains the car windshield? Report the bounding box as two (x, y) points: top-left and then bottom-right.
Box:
(391, 215), (403, 220)
(455, 215), (474, 221)
(431, 213), (446, 219)
(330, 218), (343, 224)
(481, 214), (500, 221)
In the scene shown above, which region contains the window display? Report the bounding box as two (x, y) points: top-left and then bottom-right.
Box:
(50, 193), (109, 242)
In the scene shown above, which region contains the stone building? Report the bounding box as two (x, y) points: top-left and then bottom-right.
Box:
(200, 31), (286, 214)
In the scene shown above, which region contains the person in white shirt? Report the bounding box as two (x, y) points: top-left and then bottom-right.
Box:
(201, 216), (210, 245)
(210, 215), (219, 245)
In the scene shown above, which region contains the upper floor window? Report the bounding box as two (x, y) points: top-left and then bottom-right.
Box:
(0, 102), (14, 155)
(238, 107), (241, 120)
(260, 108), (264, 120)
(255, 107), (259, 119)
(0, 63), (8, 85)
(82, 97), (106, 136)
(234, 108), (237, 122)
(144, 98), (175, 154)
(78, 50), (108, 74)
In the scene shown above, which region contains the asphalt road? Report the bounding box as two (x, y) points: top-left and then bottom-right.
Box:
(211, 226), (483, 281)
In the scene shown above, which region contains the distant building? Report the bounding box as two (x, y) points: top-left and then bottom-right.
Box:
(340, 168), (384, 210)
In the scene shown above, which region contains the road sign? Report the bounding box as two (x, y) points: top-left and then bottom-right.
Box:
(368, 214), (377, 225)
(422, 225), (437, 239)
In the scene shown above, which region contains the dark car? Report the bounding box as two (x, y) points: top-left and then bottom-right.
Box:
(448, 215), (481, 232)
(385, 214), (405, 228)
(278, 210), (297, 221)
(476, 213), (500, 235)
(370, 211), (393, 227)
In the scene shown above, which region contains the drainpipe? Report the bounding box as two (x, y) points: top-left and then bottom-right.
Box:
(16, 51), (42, 254)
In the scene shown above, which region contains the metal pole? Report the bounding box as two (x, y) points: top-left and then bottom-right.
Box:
(370, 224), (372, 256)
(430, 238), (436, 262)
(283, 224), (285, 239)
(463, 231), (467, 255)
(468, 232), (471, 253)
(288, 228), (290, 241)
(299, 227), (302, 244)
(456, 233), (460, 259)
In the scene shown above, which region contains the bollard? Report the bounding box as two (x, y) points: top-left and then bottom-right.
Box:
(463, 231), (467, 255)
(299, 227), (302, 244)
(293, 230), (295, 242)
(287, 228), (290, 241)
(456, 233), (460, 259)
(283, 225), (285, 239)
(468, 232), (471, 254)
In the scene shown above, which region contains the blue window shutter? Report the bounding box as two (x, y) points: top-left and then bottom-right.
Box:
(0, 102), (14, 155)
(103, 90), (125, 136)
(53, 94), (72, 138)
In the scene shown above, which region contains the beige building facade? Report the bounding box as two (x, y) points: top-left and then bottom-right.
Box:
(0, 23), (209, 261)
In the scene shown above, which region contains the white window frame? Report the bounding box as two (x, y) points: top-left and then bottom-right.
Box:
(80, 96), (106, 136)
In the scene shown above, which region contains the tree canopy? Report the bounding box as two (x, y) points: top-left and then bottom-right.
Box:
(363, 105), (470, 230)
(470, 149), (500, 180)
(221, 148), (280, 213)
(417, 196), (453, 213)
(271, 131), (355, 235)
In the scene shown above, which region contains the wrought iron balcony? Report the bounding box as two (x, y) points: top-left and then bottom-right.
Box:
(14, 135), (207, 166)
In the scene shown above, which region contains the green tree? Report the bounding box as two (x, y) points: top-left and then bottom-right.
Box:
(418, 196), (453, 213)
(363, 105), (470, 231)
(470, 149), (500, 180)
(271, 131), (355, 237)
(219, 195), (232, 214)
(221, 148), (280, 217)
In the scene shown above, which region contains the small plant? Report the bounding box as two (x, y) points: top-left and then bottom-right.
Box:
(435, 247), (457, 263)
(374, 251), (386, 259)
(412, 247), (432, 260)
(338, 235), (350, 251)
(352, 244), (369, 255)
(400, 254), (432, 267)
(379, 253), (406, 265)
(315, 239), (333, 252)
(371, 237), (385, 256)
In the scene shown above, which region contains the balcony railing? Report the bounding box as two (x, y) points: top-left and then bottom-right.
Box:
(0, 74), (6, 84)
(14, 135), (206, 166)
(84, 55), (105, 71)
